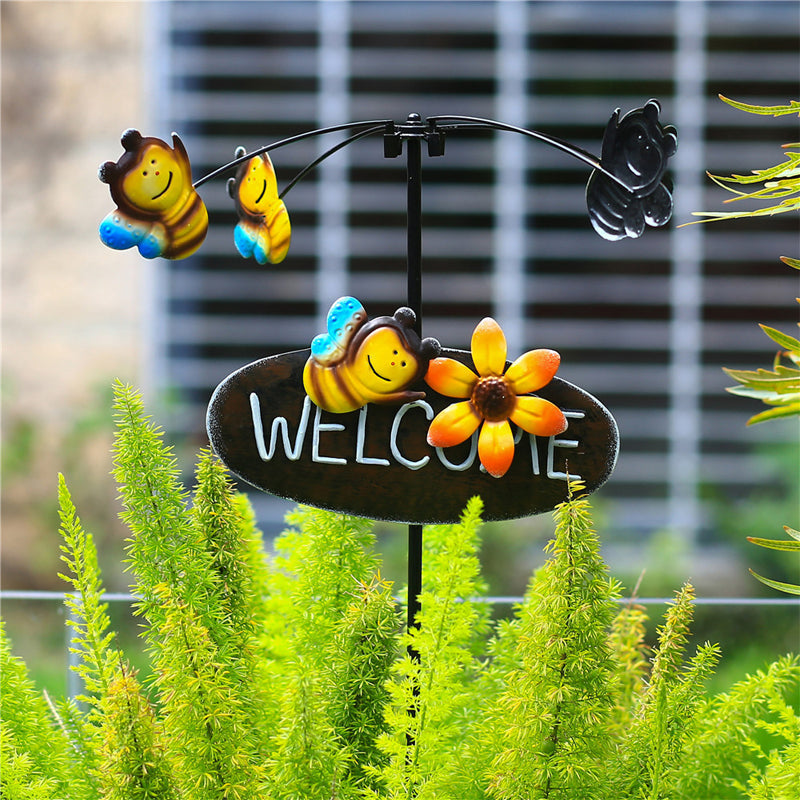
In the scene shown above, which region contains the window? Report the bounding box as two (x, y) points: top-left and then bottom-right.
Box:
(150, 0), (799, 540)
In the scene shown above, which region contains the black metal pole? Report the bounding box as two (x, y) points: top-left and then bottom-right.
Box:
(405, 115), (424, 641)
(406, 119), (423, 336)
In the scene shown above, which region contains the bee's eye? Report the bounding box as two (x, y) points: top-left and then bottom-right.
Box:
(401, 361), (407, 367)
(142, 170), (148, 176)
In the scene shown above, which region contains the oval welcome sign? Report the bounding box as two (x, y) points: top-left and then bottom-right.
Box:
(207, 347), (618, 525)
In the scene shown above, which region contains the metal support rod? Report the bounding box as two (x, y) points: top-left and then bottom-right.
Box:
(407, 524), (423, 636)
(404, 114), (424, 641)
(406, 119), (423, 336)
(403, 113), (425, 764)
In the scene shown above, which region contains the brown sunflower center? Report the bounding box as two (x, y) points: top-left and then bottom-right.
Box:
(471, 376), (516, 421)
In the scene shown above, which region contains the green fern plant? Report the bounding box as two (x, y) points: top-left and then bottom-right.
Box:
(617, 584), (723, 799)
(689, 96), (800, 224)
(488, 488), (619, 800)
(58, 474), (176, 799)
(1, 382), (798, 800)
(1, 619), (95, 800)
(723, 314), (800, 427)
(688, 96), (800, 427)
(690, 96), (800, 595)
(373, 496), (489, 800)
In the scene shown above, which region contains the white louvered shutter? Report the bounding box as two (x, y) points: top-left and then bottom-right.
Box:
(151, 0), (799, 540)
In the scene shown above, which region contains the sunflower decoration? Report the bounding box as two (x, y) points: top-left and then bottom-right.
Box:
(425, 318), (568, 478)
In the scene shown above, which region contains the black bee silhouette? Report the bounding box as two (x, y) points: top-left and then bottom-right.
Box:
(586, 100), (678, 241)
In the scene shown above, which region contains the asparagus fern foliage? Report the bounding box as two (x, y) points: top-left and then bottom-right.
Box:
(1, 383), (798, 799)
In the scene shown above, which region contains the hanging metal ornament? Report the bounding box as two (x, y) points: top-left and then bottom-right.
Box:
(98, 101), (678, 636)
(586, 99), (678, 240)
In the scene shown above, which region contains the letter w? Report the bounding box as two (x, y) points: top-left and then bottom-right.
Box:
(250, 393), (311, 461)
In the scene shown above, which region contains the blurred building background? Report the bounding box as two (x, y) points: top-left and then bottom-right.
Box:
(2, 0), (799, 596)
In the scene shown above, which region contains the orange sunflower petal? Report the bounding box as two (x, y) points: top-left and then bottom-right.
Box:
(471, 317), (507, 377)
(505, 349), (561, 395)
(509, 396), (567, 437)
(424, 357), (478, 398)
(478, 419), (515, 478)
(427, 401), (482, 448)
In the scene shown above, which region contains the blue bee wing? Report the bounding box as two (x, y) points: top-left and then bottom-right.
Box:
(326, 296), (366, 346)
(310, 332), (345, 363)
(234, 221), (256, 258)
(100, 210), (147, 249)
(138, 231), (167, 259)
(310, 296), (367, 365)
(99, 211), (165, 259)
(234, 220), (272, 265)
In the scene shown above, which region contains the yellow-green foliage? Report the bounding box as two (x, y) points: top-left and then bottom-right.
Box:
(688, 97), (800, 427)
(724, 320), (800, 426)
(1, 384), (798, 800)
(1, 621), (94, 799)
(690, 96), (800, 596)
(689, 96), (800, 223)
(96, 668), (177, 800)
(489, 491), (619, 800)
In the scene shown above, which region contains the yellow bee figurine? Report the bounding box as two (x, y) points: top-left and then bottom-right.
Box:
(98, 129), (208, 259)
(303, 297), (441, 414)
(227, 147), (291, 264)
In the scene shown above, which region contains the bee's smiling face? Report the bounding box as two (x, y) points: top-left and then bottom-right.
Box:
(122, 144), (184, 212)
(352, 328), (419, 395)
(239, 158), (276, 213)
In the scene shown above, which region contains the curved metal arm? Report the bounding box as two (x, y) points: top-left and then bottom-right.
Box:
(428, 114), (631, 190)
(194, 110), (649, 196)
(194, 112), (633, 193)
(278, 124), (387, 200)
(192, 118), (393, 188)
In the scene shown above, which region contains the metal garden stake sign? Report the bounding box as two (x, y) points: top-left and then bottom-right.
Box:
(99, 100), (678, 631)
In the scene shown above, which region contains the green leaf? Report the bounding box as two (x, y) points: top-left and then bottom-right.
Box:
(718, 95), (800, 117)
(745, 402), (800, 425)
(689, 202), (800, 222)
(706, 152), (800, 187)
(684, 100), (800, 226)
(725, 386), (800, 408)
(723, 367), (800, 393)
(780, 256), (800, 270)
(746, 536), (800, 552)
(725, 386), (779, 401)
(759, 324), (800, 354)
(784, 525), (800, 541)
(748, 569), (800, 595)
